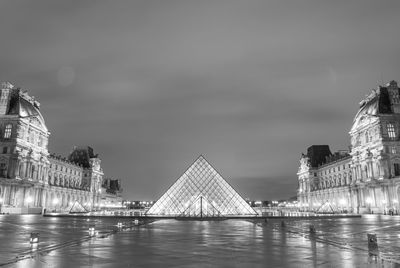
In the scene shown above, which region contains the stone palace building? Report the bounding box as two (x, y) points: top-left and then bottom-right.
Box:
(0, 82), (122, 214)
(298, 80), (400, 214)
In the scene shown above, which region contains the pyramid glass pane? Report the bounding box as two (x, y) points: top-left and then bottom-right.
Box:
(146, 156), (257, 217)
(69, 201), (88, 213)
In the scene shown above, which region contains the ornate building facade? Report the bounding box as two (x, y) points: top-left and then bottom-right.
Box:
(0, 82), (121, 214)
(298, 80), (400, 214)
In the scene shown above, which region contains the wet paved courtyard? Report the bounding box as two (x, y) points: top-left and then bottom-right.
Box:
(0, 215), (400, 267)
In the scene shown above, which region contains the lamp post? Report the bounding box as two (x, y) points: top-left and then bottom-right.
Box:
(339, 198), (346, 213)
(366, 197), (372, 214)
(382, 199), (387, 214)
(0, 197), (3, 214)
(26, 196), (33, 209)
(255, 201), (262, 215)
(53, 198), (59, 212)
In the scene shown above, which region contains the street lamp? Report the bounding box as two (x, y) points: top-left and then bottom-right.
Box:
(382, 199), (387, 214)
(0, 197), (3, 213)
(366, 197), (372, 213)
(394, 200), (399, 215)
(339, 198), (346, 213)
(26, 196), (33, 208)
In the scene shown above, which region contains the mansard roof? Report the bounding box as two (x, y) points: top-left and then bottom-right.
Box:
(306, 145), (332, 168)
(352, 81), (399, 132)
(7, 89), (48, 131)
(68, 146), (98, 168)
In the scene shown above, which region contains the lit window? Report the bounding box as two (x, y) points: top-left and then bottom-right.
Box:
(391, 147), (397, 154)
(387, 123), (396, 140)
(4, 124), (12, 139)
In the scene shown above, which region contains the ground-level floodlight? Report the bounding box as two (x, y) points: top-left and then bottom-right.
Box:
(365, 197), (372, 204)
(53, 198), (59, 205)
(30, 232), (39, 244)
(339, 199), (346, 206)
(89, 227), (97, 237)
(134, 219), (139, 226)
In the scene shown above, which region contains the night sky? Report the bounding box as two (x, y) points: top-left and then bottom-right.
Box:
(1, 1), (400, 200)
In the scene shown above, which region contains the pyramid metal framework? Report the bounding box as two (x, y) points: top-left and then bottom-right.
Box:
(146, 156), (257, 217)
(68, 200), (89, 214)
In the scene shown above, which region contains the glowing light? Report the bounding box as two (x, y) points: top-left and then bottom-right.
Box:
(30, 232), (39, 244)
(382, 199), (387, 204)
(339, 199), (346, 205)
(88, 227), (96, 237)
(366, 198), (372, 204)
(26, 196), (33, 203)
(52, 198), (59, 205)
(0, 197), (3, 203)
(394, 200), (399, 204)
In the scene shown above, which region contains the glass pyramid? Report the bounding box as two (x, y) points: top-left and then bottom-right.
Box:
(69, 201), (89, 214)
(146, 156), (257, 217)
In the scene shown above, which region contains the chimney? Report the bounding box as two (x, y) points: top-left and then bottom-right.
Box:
(387, 80), (400, 113)
(0, 82), (14, 115)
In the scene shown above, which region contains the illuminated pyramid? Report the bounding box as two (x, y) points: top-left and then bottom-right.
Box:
(69, 201), (89, 214)
(146, 156), (257, 217)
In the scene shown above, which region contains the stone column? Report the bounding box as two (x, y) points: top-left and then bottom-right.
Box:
(369, 161), (374, 179)
(25, 161), (31, 179)
(14, 158), (21, 177)
(41, 190), (47, 208)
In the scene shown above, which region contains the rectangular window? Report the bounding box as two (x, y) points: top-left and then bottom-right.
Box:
(394, 163), (400, 177)
(2, 147), (7, 154)
(391, 146), (397, 154)
(387, 123), (396, 140)
(0, 162), (6, 177)
(4, 124), (12, 139)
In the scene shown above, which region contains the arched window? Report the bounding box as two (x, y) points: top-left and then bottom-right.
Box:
(387, 123), (396, 140)
(4, 124), (12, 139)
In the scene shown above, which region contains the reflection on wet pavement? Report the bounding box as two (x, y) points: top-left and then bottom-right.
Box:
(1, 215), (400, 267)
